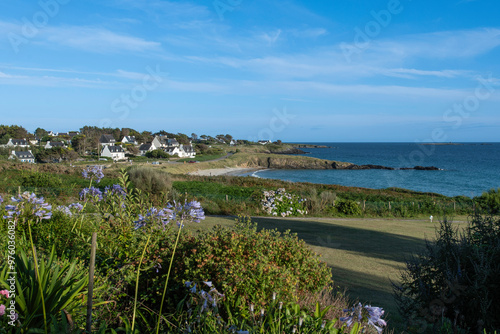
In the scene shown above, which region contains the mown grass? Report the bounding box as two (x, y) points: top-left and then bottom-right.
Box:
(191, 215), (468, 331)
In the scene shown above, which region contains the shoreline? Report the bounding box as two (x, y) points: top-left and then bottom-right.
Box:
(188, 167), (266, 177)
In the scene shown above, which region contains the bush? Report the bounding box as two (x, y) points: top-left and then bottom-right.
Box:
(335, 199), (362, 216)
(145, 149), (169, 159)
(477, 188), (500, 214)
(393, 215), (500, 333)
(20, 171), (62, 190)
(137, 217), (332, 321)
(261, 188), (307, 217)
(127, 166), (172, 196)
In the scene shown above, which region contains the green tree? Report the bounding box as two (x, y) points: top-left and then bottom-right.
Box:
(145, 149), (169, 159)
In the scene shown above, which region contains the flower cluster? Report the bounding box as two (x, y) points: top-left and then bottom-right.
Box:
(134, 207), (172, 230)
(3, 192), (52, 220)
(185, 281), (225, 314)
(55, 202), (84, 217)
(104, 184), (127, 199)
(340, 303), (387, 333)
(0, 194), (3, 204)
(134, 200), (205, 230)
(79, 186), (103, 203)
(261, 188), (307, 217)
(82, 165), (104, 183)
(167, 200), (205, 224)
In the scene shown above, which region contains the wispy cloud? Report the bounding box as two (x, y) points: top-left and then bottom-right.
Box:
(43, 26), (162, 53)
(371, 28), (500, 60)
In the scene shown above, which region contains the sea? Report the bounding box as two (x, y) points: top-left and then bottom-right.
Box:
(242, 143), (500, 198)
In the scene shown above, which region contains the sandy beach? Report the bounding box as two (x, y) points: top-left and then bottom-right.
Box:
(189, 167), (265, 177)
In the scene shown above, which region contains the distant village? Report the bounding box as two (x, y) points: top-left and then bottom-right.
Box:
(0, 125), (273, 163)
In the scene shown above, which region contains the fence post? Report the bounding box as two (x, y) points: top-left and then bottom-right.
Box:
(226, 194), (228, 202)
(453, 202), (456, 211)
(86, 232), (97, 333)
(388, 202), (391, 210)
(363, 200), (366, 212)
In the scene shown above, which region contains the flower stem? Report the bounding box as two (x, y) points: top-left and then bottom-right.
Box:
(28, 219), (47, 334)
(132, 234), (151, 332)
(156, 223), (183, 334)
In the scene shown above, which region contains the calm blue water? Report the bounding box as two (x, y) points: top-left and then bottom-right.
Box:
(246, 143), (500, 198)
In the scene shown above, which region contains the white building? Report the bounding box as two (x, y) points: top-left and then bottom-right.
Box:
(101, 145), (125, 161)
(9, 150), (35, 163)
(6, 138), (29, 148)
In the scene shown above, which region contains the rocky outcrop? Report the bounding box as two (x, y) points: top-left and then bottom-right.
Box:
(244, 155), (440, 171)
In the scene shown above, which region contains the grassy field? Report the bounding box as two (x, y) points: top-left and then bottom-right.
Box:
(187, 215), (469, 330)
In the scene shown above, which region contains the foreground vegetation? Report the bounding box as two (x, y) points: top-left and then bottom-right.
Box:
(1, 161), (499, 332)
(0, 168), (389, 333)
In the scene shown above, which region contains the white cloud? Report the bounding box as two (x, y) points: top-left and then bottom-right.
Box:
(43, 26), (161, 53)
(371, 28), (500, 60)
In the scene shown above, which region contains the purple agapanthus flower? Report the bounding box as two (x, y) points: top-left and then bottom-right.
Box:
(69, 202), (84, 212)
(56, 205), (73, 217)
(340, 303), (387, 334)
(135, 200), (205, 231)
(166, 200), (205, 225)
(82, 166), (104, 183)
(79, 186), (103, 202)
(2, 192), (52, 220)
(104, 184), (127, 199)
(134, 207), (173, 230)
(0, 194), (3, 204)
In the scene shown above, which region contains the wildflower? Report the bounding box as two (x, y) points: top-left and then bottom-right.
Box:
(250, 304), (254, 313)
(55, 205), (72, 217)
(103, 184), (127, 199)
(272, 291), (276, 300)
(79, 186), (103, 202)
(3, 192), (52, 220)
(365, 305), (387, 333)
(0, 304), (5, 316)
(82, 166), (104, 183)
(0, 290), (9, 298)
(134, 207), (172, 230)
(69, 202), (84, 212)
(0, 194), (3, 204)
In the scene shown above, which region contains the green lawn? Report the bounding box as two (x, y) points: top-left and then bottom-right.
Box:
(185, 215), (469, 331)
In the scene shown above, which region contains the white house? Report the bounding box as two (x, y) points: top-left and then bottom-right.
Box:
(164, 146), (182, 157)
(153, 135), (179, 148)
(179, 144), (196, 158)
(99, 134), (116, 147)
(138, 143), (154, 156)
(10, 150), (35, 163)
(258, 140), (272, 145)
(6, 138), (29, 148)
(101, 145), (125, 161)
(45, 141), (66, 149)
(121, 136), (138, 145)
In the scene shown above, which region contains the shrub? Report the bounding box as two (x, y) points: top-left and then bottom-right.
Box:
(477, 188), (500, 214)
(136, 217), (332, 323)
(393, 215), (500, 333)
(261, 188), (307, 217)
(145, 149), (169, 159)
(335, 199), (362, 216)
(127, 166), (172, 196)
(20, 171), (62, 190)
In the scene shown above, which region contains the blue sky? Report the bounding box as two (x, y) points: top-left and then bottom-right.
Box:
(1, 0), (499, 142)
